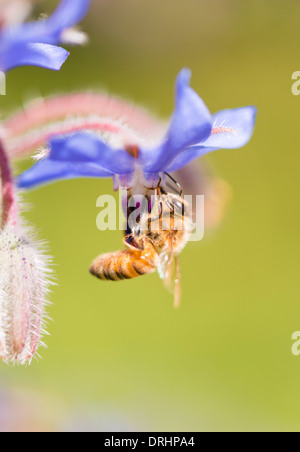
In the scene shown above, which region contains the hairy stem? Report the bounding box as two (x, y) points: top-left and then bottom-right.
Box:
(0, 140), (17, 228)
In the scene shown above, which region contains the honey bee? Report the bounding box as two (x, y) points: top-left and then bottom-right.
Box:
(90, 178), (194, 307)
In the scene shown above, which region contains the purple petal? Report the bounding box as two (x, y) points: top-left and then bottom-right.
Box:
(1, 43), (69, 72)
(18, 132), (136, 189)
(18, 159), (113, 189)
(48, 0), (92, 35)
(0, 0), (90, 72)
(165, 147), (216, 173)
(49, 132), (135, 173)
(8, 0), (91, 44)
(140, 69), (212, 173)
(166, 106), (257, 172)
(200, 106), (257, 149)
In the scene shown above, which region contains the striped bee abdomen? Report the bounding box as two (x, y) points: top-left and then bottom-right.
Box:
(89, 249), (156, 281)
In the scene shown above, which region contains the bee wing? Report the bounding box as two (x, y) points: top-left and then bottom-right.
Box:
(174, 163), (232, 230)
(157, 243), (181, 308)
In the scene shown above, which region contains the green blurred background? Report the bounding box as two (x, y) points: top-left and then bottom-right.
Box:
(1, 0), (300, 432)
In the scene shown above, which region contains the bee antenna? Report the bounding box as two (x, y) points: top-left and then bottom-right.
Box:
(164, 172), (183, 198)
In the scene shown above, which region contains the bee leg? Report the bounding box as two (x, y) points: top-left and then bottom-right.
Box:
(122, 235), (143, 251)
(165, 199), (175, 214)
(164, 172), (183, 198)
(149, 188), (163, 220)
(173, 257), (181, 309)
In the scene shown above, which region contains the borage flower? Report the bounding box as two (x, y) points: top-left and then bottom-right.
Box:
(18, 69), (257, 192)
(0, 0), (91, 72)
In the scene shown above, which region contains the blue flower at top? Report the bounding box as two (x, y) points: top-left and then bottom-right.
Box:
(18, 69), (257, 190)
(0, 0), (91, 72)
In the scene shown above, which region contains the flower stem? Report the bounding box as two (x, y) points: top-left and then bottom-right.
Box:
(0, 140), (17, 228)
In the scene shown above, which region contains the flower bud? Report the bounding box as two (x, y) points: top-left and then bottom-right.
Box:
(0, 0), (32, 28)
(0, 224), (52, 365)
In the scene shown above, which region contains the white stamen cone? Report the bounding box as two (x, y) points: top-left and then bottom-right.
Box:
(0, 223), (52, 365)
(60, 27), (89, 46)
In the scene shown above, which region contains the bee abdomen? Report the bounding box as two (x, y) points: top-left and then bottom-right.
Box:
(89, 250), (155, 281)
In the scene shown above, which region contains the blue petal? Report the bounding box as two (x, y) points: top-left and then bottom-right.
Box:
(140, 69), (212, 173)
(0, 0), (90, 72)
(166, 106), (257, 172)
(18, 159), (113, 189)
(165, 147), (217, 173)
(0, 43), (69, 72)
(48, 0), (92, 36)
(6, 0), (91, 44)
(18, 132), (137, 189)
(49, 132), (135, 173)
(200, 106), (257, 149)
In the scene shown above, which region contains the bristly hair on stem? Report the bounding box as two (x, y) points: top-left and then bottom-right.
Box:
(0, 140), (17, 228)
(0, 139), (53, 365)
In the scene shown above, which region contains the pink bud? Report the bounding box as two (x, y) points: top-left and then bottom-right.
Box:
(0, 225), (52, 365)
(0, 0), (32, 28)
(2, 92), (166, 159)
(0, 140), (52, 365)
